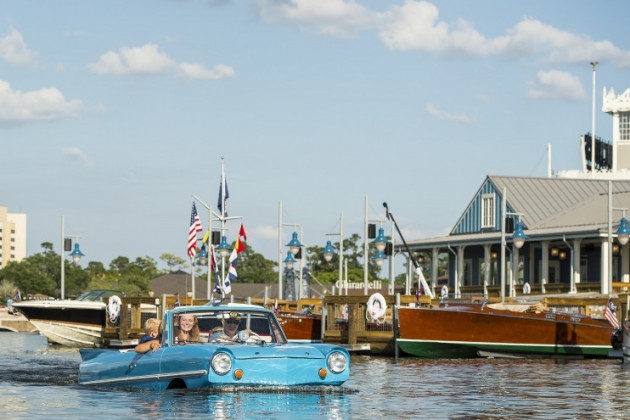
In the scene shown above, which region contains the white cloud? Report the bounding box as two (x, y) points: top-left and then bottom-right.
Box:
(256, 0), (375, 37)
(89, 43), (176, 75)
(255, 0), (630, 67)
(527, 70), (585, 101)
(178, 63), (235, 80)
(254, 224), (278, 240)
(62, 147), (91, 166)
(0, 80), (84, 123)
(0, 28), (36, 65)
(377, 4), (630, 67)
(426, 104), (474, 124)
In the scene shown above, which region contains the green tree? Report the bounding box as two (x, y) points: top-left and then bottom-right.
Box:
(306, 233), (384, 284)
(235, 243), (277, 283)
(160, 253), (186, 273)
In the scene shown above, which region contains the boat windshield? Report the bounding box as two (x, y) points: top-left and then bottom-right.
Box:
(76, 290), (123, 302)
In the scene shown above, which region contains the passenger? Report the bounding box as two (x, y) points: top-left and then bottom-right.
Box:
(135, 318), (162, 353)
(176, 314), (203, 344)
(139, 318), (160, 343)
(210, 311), (249, 342)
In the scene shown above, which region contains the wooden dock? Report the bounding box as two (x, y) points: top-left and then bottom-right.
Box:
(0, 307), (37, 333)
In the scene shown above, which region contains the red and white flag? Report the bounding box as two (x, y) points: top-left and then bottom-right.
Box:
(187, 202), (203, 259)
(604, 296), (619, 329)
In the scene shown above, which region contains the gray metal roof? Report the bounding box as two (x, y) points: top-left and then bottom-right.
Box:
(406, 176), (630, 248)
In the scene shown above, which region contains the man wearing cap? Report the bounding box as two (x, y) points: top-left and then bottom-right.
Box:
(210, 311), (243, 341)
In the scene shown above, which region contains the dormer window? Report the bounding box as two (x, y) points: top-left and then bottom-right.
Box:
(481, 193), (495, 229)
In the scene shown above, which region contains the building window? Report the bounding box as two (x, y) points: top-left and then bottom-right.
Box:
(481, 194), (495, 228)
(621, 112), (630, 141)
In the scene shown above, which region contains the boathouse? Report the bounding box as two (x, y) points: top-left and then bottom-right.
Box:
(404, 87), (630, 299)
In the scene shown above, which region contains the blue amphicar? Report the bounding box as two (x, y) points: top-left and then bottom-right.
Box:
(78, 303), (350, 390)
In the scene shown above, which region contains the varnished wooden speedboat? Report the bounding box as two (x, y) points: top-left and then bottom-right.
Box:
(397, 302), (616, 359)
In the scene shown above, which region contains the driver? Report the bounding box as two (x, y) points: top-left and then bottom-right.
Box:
(210, 311), (243, 341)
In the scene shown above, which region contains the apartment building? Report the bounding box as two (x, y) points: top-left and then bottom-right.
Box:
(0, 205), (27, 268)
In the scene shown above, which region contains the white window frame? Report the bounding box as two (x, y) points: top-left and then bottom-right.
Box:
(481, 193), (495, 228)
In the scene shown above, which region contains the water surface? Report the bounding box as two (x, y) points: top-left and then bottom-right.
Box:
(0, 332), (628, 419)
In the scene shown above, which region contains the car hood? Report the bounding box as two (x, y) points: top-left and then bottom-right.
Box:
(222, 344), (329, 360)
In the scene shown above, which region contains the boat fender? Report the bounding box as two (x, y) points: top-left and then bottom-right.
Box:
(366, 292), (387, 322)
(108, 295), (122, 325)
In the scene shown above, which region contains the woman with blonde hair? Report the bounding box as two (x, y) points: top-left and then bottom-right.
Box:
(176, 314), (201, 343)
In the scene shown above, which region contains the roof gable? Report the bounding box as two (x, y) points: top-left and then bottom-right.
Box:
(451, 176), (630, 235)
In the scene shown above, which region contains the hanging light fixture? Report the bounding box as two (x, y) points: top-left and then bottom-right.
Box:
(616, 216), (630, 246)
(372, 227), (387, 252)
(323, 240), (336, 262)
(512, 221), (528, 249)
(216, 235), (231, 258)
(373, 250), (386, 267)
(286, 232), (303, 256)
(197, 245), (208, 265)
(283, 250), (297, 269)
(69, 243), (85, 263)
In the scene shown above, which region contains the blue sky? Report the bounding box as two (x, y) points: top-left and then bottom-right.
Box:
(1, 1), (629, 277)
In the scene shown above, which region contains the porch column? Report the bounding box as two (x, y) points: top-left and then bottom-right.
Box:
(601, 239), (610, 294)
(541, 241), (549, 294)
(573, 239), (582, 291)
(622, 244), (630, 283)
(431, 247), (439, 291)
(456, 245), (465, 298)
(483, 244), (491, 297)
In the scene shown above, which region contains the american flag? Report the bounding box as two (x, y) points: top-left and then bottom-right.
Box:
(604, 296), (620, 329)
(187, 202), (203, 259)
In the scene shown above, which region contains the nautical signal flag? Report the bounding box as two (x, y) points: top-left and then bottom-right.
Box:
(187, 202), (203, 259)
(604, 296), (619, 329)
(222, 223), (247, 295)
(217, 178), (229, 216)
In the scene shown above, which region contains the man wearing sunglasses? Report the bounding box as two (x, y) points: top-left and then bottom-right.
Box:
(210, 311), (243, 342)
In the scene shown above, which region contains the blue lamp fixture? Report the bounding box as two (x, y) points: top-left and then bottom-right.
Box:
(197, 245), (208, 266)
(69, 243), (85, 263)
(216, 235), (230, 257)
(512, 221), (528, 249)
(616, 216), (630, 246)
(283, 250), (297, 269)
(372, 227), (387, 252)
(286, 231), (303, 256)
(216, 235), (231, 258)
(323, 240), (336, 262)
(373, 250), (386, 267)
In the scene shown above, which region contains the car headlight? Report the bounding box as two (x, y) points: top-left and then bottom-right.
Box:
(327, 351), (347, 374)
(211, 352), (232, 375)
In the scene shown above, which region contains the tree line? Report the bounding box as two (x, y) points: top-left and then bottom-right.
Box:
(0, 234), (392, 302)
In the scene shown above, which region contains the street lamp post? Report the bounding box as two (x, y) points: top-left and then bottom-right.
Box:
(278, 201), (305, 300)
(607, 180), (630, 294)
(60, 215), (85, 300)
(323, 213), (344, 295)
(500, 188), (528, 302)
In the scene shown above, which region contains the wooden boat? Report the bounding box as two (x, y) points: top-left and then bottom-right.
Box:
(397, 302), (616, 359)
(277, 309), (322, 343)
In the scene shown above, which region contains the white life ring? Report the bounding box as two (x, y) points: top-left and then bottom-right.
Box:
(366, 292), (387, 322)
(108, 295), (122, 325)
